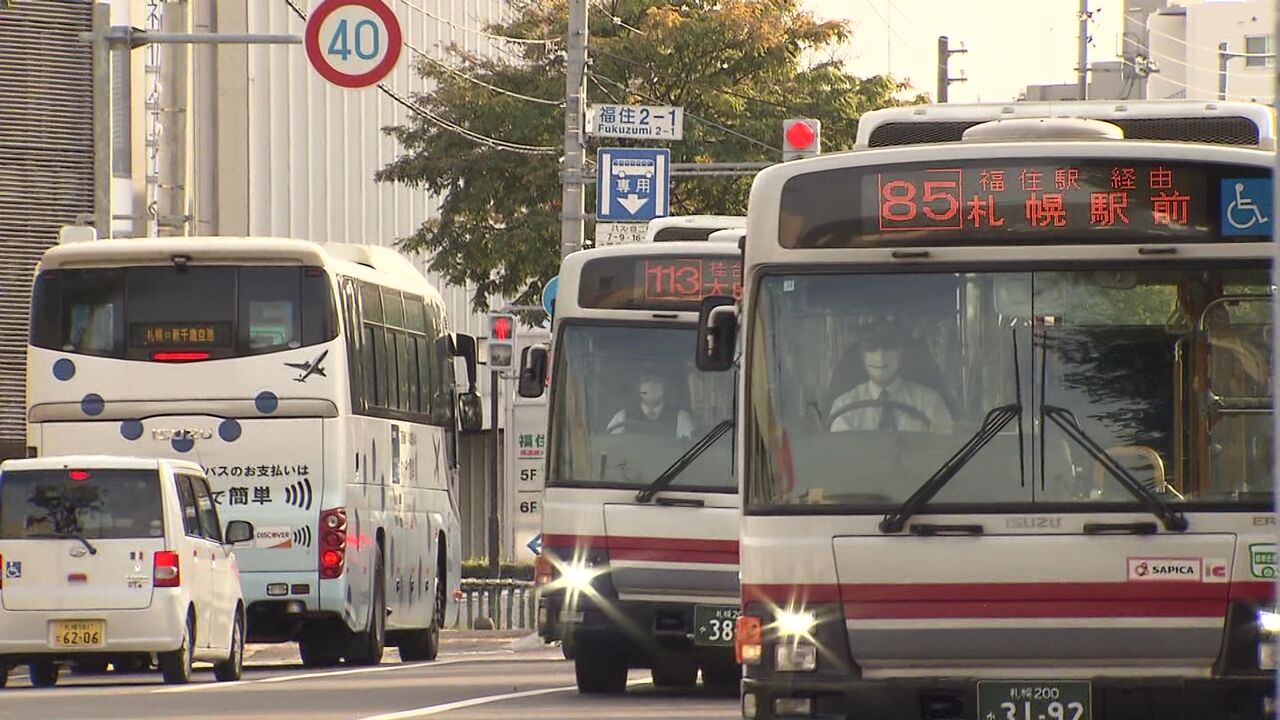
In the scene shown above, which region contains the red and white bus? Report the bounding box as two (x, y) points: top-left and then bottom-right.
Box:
(521, 240), (742, 693)
(695, 101), (1277, 720)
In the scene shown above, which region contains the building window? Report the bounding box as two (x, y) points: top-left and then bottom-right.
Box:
(1245, 35), (1273, 67)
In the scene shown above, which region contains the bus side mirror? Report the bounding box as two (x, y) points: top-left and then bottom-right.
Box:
(458, 391), (484, 432)
(696, 296), (738, 372)
(518, 345), (548, 398)
(453, 333), (479, 391)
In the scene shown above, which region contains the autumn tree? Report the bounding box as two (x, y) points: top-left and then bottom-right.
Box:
(377, 0), (923, 310)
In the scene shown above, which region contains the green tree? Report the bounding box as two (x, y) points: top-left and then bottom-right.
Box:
(378, 0), (924, 310)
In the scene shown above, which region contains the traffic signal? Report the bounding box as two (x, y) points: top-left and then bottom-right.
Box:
(782, 118), (821, 161)
(488, 313), (516, 369)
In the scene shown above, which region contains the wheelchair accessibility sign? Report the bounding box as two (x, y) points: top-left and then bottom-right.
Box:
(1221, 178), (1272, 236)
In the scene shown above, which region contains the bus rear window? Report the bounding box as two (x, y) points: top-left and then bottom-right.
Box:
(30, 266), (337, 360)
(0, 468), (163, 540)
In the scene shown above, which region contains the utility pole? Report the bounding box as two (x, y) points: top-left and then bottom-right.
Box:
(91, 3), (112, 237)
(936, 36), (967, 103)
(1077, 0), (1089, 100)
(559, 0), (588, 258)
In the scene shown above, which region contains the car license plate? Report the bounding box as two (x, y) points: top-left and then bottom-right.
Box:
(978, 681), (1090, 720)
(51, 620), (105, 648)
(693, 605), (739, 646)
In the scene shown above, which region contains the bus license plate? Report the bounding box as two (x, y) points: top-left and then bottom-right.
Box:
(978, 681), (1090, 720)
(693, 605), (738, 646)
(51, 620), (105, 648)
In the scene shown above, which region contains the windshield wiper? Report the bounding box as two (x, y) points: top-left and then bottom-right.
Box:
(879, 403), (1021, 533)
(26, 531), (98, 555)
(1042, 404), (1188, 532)
(636, 419), (734, 503)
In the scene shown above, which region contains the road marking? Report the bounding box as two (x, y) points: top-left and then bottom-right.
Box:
(357, 678), (651, 719)
(149, 659), (474, 694)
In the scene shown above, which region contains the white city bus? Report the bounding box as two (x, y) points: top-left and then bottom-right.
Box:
(693, 102), (1277, 720)
(26, 237), (481, 666)
(645, 215), (746, 243)
(520, 240), (742, 693)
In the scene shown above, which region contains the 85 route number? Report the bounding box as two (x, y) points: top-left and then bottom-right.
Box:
(304, 0), (403, 89)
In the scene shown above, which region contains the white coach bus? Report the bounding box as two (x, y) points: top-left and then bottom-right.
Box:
(519, 240), (742, 694)
(26, 237), (482, 666)
(645, 215), (745, 243)
(694, 102), (1277, 720)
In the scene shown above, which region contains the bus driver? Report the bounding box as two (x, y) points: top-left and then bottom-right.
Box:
(607, 370), (695, 439)
(829, 325), (953, 433)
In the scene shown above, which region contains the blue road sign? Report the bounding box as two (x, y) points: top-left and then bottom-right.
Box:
(596, 147), (670, 222)
(1221, 178), (1272, 237)
(542, 276), (559, 318)
(526, 533), (542, 556)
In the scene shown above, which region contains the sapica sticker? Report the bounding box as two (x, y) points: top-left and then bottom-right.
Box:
(255, 526), (293, 549)
(1128, 557), (1201, 581)
(1250, 543), (1276, 578)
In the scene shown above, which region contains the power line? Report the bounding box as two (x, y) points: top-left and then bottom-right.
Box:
(396, 0), (557, 45)
(284, 0), (558, 154)
(589, 0), (646, 36)
(407, 42), (563, 105)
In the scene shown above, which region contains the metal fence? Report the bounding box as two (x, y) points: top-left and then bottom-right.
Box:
(456, 578), (536, 631)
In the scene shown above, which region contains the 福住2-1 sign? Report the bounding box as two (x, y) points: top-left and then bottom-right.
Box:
(305, 0), (403, 89)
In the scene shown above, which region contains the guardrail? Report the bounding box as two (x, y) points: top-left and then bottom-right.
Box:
(456, 578), (537, 630)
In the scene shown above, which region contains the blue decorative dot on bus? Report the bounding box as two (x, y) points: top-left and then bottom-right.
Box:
(52, 358), (76, 381)
(255, 391), (279, 414)
(219, 418), (242, 442)
(81, 393), (105, 417)
(120, 420), (143, 441)
(171, 436), (194, 453)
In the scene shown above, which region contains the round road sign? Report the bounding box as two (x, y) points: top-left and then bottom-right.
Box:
(305, 0), (403, 89)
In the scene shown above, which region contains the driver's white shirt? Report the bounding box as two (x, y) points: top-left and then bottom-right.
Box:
(829, 376), (953, 433)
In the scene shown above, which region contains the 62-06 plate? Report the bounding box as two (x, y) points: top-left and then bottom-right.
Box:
(978, 681), (1090, 720)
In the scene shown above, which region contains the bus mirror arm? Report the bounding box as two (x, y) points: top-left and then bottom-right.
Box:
(518, 345), (549, 399)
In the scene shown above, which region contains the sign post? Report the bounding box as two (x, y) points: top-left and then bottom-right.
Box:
(304, 0), (403, 89)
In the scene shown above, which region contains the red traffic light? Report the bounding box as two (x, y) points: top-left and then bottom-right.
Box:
(491, 315), (514, 341)
(785, 121), (816, 150)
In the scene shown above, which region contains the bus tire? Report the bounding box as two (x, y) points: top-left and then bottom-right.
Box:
(398, 574), (443, 662)
(574, 646), (627, 694)
(699, 655), (740, 689)
(650, 656), (698, 688)
(0, 662), (8, 688)
(346, 552), (386, 666)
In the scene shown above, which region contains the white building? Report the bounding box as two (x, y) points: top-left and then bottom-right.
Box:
(1147, 0), (1274, 102)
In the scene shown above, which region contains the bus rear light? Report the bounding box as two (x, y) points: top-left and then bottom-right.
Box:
(318, 508), (347, 579)
(736, 614), (763, 665)
(153, 550), (180, 587)
(534, 555), (556, 587)
(151, 351), (211, 362)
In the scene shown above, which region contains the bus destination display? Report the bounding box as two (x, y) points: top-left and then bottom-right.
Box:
(130, 322), (231, 347)
(872, 162), (1205, 234)
(578, 254), (743, 310)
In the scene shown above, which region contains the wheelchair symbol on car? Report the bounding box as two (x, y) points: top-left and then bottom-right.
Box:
(1227, 182), (1269, 230)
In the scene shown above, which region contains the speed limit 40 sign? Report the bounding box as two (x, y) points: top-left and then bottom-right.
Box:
(305, 0), (403, 89)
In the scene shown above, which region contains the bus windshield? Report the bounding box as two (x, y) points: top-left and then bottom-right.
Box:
(745, 264), (1273, 511)
(549, 323), (735, 492)
(30, 265), (337, 360)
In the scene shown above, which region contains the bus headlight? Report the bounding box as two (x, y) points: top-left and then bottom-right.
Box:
(1258, 610), (1280, 635)
(1257, 610), (1279, 670)
(773, 609), (816, 637)
(775, 641), (818, 672)
(559, 561), (598, 591)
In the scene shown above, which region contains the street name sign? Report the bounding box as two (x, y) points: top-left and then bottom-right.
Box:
(588, 103), (684, 140)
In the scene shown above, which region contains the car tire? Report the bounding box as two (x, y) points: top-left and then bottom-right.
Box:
(398, 574), (443, 662)
(298, 627), (343, 668)
(574, 645), (627, 694)
(0, 663), (10, 688)
(29, 661), (59, 688)
(158, 616), (194, 685)
(345, 553), (386, 666)
(213, 612), (244, 682)
(650, 656), (698, 688)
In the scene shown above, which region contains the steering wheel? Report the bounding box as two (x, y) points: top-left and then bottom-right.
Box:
(827, 398), (932, 431)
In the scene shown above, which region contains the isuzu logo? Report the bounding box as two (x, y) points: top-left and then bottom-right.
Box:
(1127, 557), (1201, 581)
(151, 428), (213, 441)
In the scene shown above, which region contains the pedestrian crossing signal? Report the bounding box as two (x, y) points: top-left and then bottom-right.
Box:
(488, 313), (516, 368)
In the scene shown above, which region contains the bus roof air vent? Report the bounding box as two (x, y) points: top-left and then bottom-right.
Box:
(961, 117), (1124, 143)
